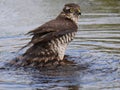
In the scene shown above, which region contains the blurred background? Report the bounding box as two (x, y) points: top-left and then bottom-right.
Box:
(0, 0), (120, 90)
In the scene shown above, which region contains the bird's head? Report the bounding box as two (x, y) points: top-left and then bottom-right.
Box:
(59, 3), (81, 24)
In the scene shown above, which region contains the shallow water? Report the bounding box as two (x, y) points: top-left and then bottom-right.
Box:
(0, 0), (120, 90)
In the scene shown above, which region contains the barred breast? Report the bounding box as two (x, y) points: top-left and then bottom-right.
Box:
(49, 32), (76, 61)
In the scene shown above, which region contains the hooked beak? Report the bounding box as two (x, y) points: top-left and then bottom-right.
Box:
(78, 12), (81, 15)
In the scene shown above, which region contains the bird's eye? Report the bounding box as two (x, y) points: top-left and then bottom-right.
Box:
(70, 8), (74, 13)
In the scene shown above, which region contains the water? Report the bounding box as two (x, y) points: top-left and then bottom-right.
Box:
(0, 0), (120, 90)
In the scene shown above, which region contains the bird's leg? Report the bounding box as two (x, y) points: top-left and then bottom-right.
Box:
(59, 55), (76, 65)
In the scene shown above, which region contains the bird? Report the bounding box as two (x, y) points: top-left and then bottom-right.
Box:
(10, 3), (81, 68)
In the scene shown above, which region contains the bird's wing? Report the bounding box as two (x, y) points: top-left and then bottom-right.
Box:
(22, 19), (77, 48)
(29, 28), (75, 45)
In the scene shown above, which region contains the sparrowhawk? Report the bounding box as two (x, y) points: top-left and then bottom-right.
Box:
(11, 3), (81, 67)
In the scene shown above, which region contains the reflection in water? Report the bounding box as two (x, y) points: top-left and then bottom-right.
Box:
(0, 0), (120, 90)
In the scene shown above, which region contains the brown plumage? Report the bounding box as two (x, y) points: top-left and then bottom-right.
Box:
(11, 3), (81, 67)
